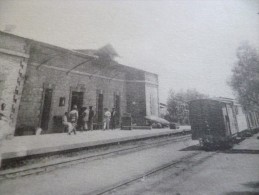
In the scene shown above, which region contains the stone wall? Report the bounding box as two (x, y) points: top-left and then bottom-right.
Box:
(126, 81), (146, 125)
(125, 69), (159, 125)
(145, 72), (159, 117)
(1, 32), (160, 134)
(0, 32), (30, 136)
(145, 83), (159, 116)
(16, 41), (127, 134)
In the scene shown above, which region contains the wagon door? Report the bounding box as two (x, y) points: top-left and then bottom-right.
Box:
(222, 104), (238, 136)
(226, 104), (238, 135)
(222, 105), (231, 136)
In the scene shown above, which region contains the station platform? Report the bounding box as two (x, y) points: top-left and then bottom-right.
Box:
(1, 126), (191, 160)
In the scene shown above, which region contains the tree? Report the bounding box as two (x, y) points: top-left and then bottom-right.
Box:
(166, 89), (208, 124)
(229, 43), (259, 111)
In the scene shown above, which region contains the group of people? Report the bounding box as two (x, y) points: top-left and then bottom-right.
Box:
(103, 107), (117, 130)
(62, 105), (94, 135)
(62, 105), (117, 135)
(80, 106), (95, 131)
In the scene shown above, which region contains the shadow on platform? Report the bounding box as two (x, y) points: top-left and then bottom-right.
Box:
(224, 181), (259, 195)
(179, 146), (259, 154)
(179, 145), (202, 151)
(243, 181), (259, 189)
(224, 192), (259, 195)
(223, 149), (259, 155)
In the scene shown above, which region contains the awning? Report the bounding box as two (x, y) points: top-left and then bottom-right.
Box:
(144, 115), (170, 125)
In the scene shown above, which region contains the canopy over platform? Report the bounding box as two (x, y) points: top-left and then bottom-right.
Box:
(145, 115), (170, 125)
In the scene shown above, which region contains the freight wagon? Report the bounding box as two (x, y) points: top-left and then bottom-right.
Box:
(189, 98), (256, 149)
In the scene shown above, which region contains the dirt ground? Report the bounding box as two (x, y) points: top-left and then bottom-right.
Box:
(109, 133), (259, 195)
(0, 133), (258, 195)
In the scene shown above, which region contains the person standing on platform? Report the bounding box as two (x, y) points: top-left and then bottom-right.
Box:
(103, 108), (111, 130)
(68, 105), (78, 135)
(111, 108), (116, 130)
(83, 107), (89, 131)
(88, 106), (94, 130)
(78, 107), (86, 131)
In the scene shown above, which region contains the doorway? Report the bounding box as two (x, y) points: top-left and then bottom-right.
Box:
(114, 94), (120, 127)
(70, 91), (84, 111)
(97, 93), (104, 125)
(41, 88), (53, 130)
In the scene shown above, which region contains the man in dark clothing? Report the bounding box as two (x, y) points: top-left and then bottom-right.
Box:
(111, 108), (116, 130)
(88, 106), (94, 130)
(78, 107), (86, 131)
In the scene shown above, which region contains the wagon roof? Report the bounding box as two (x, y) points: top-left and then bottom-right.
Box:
(189, 98), (237, 105)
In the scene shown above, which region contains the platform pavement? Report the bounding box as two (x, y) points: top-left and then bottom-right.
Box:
(1, 126), (191, 160)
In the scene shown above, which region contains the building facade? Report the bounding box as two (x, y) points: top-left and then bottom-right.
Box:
(0, 32), (159, 136)
(0, 32), (30, 136)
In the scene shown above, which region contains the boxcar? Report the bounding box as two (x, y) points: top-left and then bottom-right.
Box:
(189, 99), (248, 148)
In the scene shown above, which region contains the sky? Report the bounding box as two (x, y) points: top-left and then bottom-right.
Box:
(0, 0), (259, 103)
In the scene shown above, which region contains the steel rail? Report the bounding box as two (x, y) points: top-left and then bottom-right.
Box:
(92, 151), (216, 195)
(0, 134), (191, 180)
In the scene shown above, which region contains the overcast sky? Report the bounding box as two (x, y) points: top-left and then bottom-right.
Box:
(0, 0), (258, 103)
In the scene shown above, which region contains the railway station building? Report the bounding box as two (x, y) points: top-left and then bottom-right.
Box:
(0, 31), (159, 136)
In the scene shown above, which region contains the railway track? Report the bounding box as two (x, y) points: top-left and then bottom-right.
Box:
(90, 150), (216, 195)
(0, 134), (191, 180)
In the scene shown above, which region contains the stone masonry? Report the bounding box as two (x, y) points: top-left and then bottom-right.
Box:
(0, 31), (159, 135)
(0, 32), (30, 137)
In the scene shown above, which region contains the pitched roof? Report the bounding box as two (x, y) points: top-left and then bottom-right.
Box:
(0, 31), (98, 60)
(98, 44), (119, 57)
(76, 44), (119, 59)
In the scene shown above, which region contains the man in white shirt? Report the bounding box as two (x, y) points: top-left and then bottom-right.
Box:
(68, 105), (78, 135)
(103, 108), (111, 130)
(83, 107), (89, 130)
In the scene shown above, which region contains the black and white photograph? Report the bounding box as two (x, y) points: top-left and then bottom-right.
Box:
(0, 0), (259, 194)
